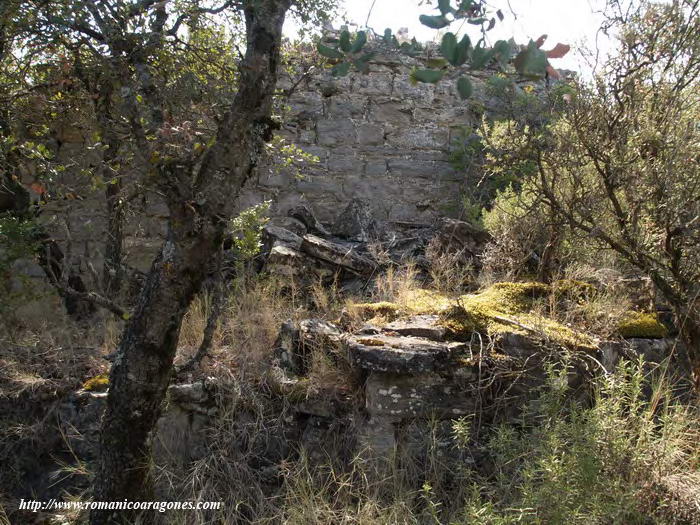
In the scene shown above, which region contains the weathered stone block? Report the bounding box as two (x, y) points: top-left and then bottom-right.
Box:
(346, 334), (465, 374)
(371, 100), (413, 125)
(385, 126), (449, 150)
(317, 119), (356, 146)
(357, 124), (385, 146)
(365, 372), (476, 418)
(325, 94), (367, 118)
(354, 73), (393, 96)
(387, 158), (454, 179)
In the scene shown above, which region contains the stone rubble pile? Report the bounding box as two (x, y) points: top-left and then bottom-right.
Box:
(260, 198), (489, 287)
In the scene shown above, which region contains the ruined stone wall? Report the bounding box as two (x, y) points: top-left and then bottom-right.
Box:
(237, 44), (527, 224)
(30, 44), (547, 275)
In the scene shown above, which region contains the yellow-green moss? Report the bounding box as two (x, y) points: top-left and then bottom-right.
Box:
(617, 312), (668, 339)
(442, 282), (596, 349)
(348, 290), (452, 322)
(551, 279), (596, 301)
(83, 373), (109, 392)
(349, 301), (401, 316)
(400, 289), (453, 314)
(348, 282), (596, 350)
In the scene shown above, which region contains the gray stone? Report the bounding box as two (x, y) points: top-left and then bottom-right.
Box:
(263, 225), (303, 250)
(385, 126), (449, 150)
(288, 203), (331, 236)
(346, 333), (465, 374)
(317, 119), (356, 146)
(371, 100), (412, 125)
(357, 124), (385, 146)
(300, 234), (377, 275)
(331, 198), (381, 242)
(326, 94), (367, 118)
(365, 372), (476, 418)
(382, 315), (446, 341)
(387, 158), (454, 179)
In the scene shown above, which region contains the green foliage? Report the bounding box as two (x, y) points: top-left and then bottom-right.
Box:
(0, 216), (40, 311)
(513, 40), (548, 78)
(618, 312), (668, 339)
(410, 68), (445, 84)
(228, 201), (271, 261)
(465, 359), (700, 523)
(83, 373), (109, 392)
(456, 76), (473, 99)
(316, 30), (370, 77)
(419, 15), (450, 29)
(440, 32), (470, 66)
(265, 135), (320, 179)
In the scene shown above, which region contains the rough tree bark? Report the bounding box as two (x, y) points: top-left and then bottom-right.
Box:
(90, 1), (291, 523)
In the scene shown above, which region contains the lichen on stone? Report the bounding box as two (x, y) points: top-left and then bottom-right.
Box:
(83, 373), (109, 392)
(617, 311), (668, 339)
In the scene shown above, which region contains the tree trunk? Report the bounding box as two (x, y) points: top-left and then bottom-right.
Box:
(103, 177), (124, 296)
(90, 2), (290, 522)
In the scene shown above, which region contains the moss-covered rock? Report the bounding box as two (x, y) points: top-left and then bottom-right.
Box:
(441, 282), (596, 349)
(83, 373), (109, 392)
(617, 312), (668, 339)
(349, 282), (596, 350)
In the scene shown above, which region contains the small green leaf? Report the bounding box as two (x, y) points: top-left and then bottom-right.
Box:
(440, 32), (458, 64)
(353, 52), (375, 73)
(514, 40), (548, 78)
(419, 14), (450, 29)
(471, 44), (495, 69)
(454, 34), (471, 66)
(456, 76), (473, 99)
(350, 31), (367, 53)
(317, 42), (343, 59)
(410, 68), (445, 84)
(339, 30), (351, 52)
(468, 17), (487, 25)
(426, 58), (448, 69)
(438, 0), (452, 15)
(493, 40), (513, 68)
(332, 62), (351, 77)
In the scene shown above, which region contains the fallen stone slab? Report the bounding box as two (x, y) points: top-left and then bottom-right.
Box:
(265, 243), (337, 281)
(263, 225), (303, 250)
(301, 234), (377, 275)
(345, 333), (465, 374)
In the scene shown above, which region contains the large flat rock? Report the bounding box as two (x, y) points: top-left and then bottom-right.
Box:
(345, 333), (465, 374)
(382, 315), (446, 341)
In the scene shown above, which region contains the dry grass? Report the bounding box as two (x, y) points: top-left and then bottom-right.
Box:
(424, 239), (476, 295)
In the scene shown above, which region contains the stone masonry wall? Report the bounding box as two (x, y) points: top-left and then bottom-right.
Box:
(237, 43), (536, 224)
(29, 43), (548, 275)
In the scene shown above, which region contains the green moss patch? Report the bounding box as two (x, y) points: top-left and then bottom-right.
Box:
(442, 282), (596, 349)
(617, 312), (668, 339)
(350, 282), (596, 350)
(83, 373), (109, 392)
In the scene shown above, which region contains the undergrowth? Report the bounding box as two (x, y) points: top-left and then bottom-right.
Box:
(157, 358), (699, 524)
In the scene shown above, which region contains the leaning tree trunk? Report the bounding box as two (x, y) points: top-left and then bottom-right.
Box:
(91, 2), (290, 523)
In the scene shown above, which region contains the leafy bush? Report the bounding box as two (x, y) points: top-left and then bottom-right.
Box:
(0, 216), (40, 311)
